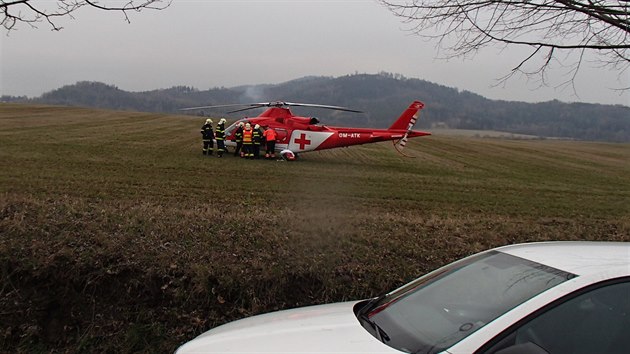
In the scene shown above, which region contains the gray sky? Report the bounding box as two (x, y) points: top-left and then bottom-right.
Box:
(1, 0), (629, 106)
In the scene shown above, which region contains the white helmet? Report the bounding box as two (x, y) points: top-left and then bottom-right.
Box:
(254, 124), (260, 129)
(205, 119), (213, 124)
(219, 118), (227, 124)
(245, 123), (251, 129)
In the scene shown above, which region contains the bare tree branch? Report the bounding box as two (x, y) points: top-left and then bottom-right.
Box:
(1, 0), (171, 31)
(380, 0), (630, 91)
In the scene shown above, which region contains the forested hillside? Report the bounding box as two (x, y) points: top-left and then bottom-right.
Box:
(3, 73), (629, 142)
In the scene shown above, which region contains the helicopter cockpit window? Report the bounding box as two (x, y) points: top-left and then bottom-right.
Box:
(224, 119), (245, 137)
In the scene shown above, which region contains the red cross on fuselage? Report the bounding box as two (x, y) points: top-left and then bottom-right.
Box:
(294, 133), (311, 150)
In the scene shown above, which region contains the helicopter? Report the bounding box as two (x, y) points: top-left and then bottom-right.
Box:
(181, 101), (430, 160)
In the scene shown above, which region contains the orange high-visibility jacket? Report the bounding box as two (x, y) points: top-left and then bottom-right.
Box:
(263, 128), (277, 142)
(243, 129), (253, 144)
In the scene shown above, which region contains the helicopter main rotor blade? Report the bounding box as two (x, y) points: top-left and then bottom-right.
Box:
(226, 105), (268, 114)
(179, 105), (217, 111)
(179, 103), (267, 111)
(283, 102), (363, 113)
(180, 101), (362, 113)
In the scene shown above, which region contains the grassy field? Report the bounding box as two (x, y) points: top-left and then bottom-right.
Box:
(1, 103), (629, 353)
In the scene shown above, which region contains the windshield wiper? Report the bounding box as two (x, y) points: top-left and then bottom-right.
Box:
(357, 292), (391, 343)
(359, 312), (391, 343)
(357, 291), (388, 318)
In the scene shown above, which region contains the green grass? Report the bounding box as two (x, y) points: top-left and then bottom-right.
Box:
(1, 103), (629, 353)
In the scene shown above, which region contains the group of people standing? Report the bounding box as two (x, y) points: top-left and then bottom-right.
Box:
(200, 119), (277, 159)
(200, 118), (227, 157)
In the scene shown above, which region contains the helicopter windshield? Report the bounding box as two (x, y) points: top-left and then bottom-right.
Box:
(224, 119), (247, 138)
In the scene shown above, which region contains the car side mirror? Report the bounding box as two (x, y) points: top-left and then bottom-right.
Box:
(494, 342), (549, 354)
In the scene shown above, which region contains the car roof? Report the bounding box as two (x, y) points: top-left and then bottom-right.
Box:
(495, 241), (630, 277)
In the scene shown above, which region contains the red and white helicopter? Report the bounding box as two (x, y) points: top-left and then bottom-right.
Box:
(183, 101), (430, 159)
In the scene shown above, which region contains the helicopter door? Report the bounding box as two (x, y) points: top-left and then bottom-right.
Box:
(274, 128), (289, 144)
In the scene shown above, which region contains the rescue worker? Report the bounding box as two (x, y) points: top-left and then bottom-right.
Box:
(263, 125), (277, 159)
(215, 118), (227, 158)
(242, 122), (254, 159)
(200, 118), (214, 156)
(233, 122), (244, 157)
(252, 124), (263, 159)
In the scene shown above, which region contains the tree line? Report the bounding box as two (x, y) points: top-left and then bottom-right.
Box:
(2, 73), (629, 142)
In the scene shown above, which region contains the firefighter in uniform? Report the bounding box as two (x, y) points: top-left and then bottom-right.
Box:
(200, 119), (214, 156)
(263, 125), (277, 159)
(215, 118), (227, 158)
(233, 122), (244, 157)
(252, 124), (263, 159)
(242, 123), (254, 159)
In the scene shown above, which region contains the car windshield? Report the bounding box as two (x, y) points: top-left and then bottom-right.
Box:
(361, 251), (575, 354)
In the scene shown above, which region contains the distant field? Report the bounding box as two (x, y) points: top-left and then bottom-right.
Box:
(430, 128), (544, 139)
(1, 103), (629, 353)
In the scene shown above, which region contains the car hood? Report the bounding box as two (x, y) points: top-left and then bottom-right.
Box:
(175, 301), (400, 353)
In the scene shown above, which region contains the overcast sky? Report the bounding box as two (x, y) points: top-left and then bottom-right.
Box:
(1, 0), (628, 106)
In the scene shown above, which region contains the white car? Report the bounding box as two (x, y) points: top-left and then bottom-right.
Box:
(176, 242), (630, 353)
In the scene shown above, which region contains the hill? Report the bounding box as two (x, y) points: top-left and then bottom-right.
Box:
(1, 104), (629, 352)
(4, 73), (630, 142)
